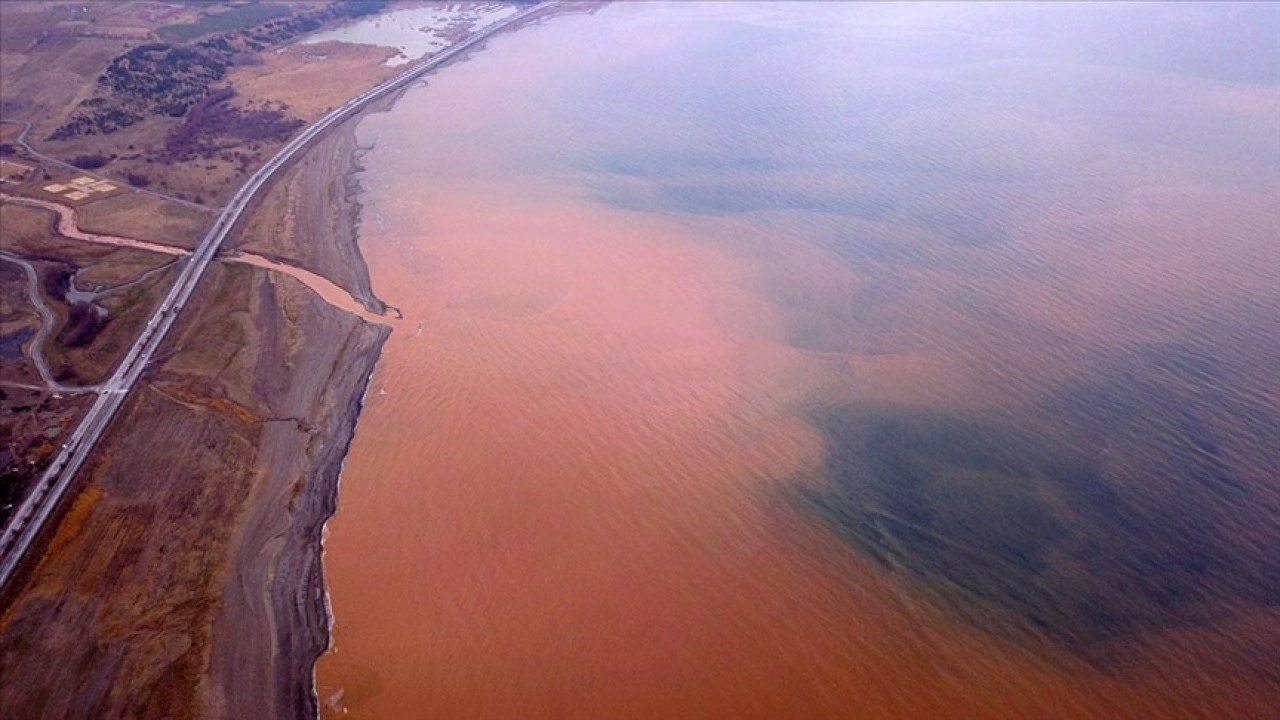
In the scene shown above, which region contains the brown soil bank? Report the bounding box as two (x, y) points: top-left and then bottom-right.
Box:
(0, 106), (390, 716)
(0, 258), (387, 719)
(228, 121), (385, 315)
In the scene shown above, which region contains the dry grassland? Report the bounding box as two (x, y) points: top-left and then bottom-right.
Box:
(227, 40), (400, 122)
(76, 192), (211, 250)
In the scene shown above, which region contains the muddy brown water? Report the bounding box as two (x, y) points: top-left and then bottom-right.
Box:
(316, 4), (1280, 718)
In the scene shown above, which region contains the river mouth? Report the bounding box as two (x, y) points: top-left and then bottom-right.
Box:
(316, 3), (1280, 718)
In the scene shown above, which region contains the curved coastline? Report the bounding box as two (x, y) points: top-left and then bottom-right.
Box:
(272, 7), (597, 715)
(209, 71), (404, 720)
(274, 323), (388, 720)
(0, 6), (589, 718)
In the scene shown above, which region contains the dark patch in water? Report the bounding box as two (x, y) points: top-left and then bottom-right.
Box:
(795, 383), (1280, 659)
(596, 152), (785, 181)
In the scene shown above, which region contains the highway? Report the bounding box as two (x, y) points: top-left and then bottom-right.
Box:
(0, 3), (551, 590)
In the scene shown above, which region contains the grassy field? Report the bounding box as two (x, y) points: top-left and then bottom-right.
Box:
(76, 192), (211, 251)
(157, 3), (293, 43)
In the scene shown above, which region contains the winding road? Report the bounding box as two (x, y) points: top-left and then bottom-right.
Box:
(0, 252), (77, 392)
(0, 2), (552, 590)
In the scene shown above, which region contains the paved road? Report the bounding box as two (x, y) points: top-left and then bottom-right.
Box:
(0, 3), (551, 590)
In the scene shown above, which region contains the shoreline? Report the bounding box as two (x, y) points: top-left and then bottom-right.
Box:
(312, 357), (382, 716)
(229, 17), (540, 717)
(0, 5), (594, 717)
(269, 6), (607, 713)
(196, 82), (400, 716)
(245, 65), (402, 720)
(262, 74), (410, 720)
(270, 321), (389, 720)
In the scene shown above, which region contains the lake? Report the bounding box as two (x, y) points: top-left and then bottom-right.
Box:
(317, 3), (1280, 717)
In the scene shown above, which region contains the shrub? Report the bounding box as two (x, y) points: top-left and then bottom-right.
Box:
(70, 154), (110, 170)
(40, 266), (71, 301)
(58, 303), (109, 348)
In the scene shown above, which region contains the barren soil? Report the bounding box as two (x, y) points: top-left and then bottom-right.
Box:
(0, 259), (387, 719)
(0, 89), (390, 716)
(230, 120), (387, 313)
